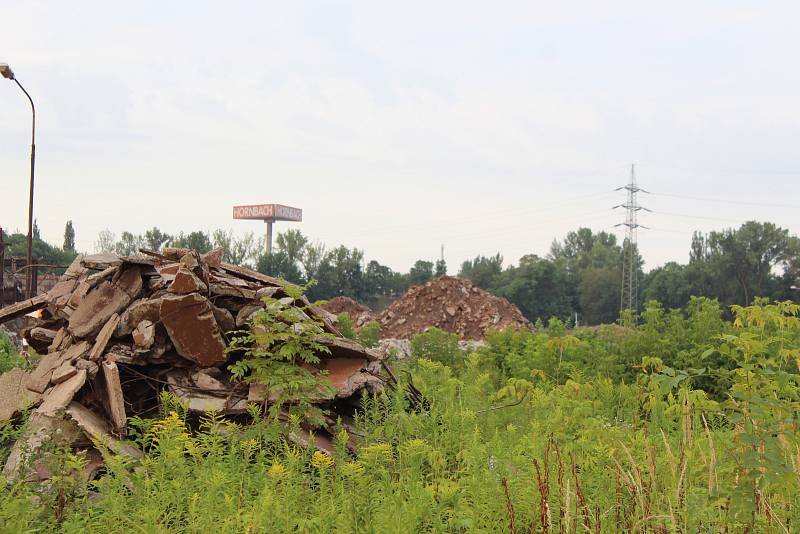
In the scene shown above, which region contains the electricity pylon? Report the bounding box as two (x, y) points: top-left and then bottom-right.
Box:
(614, 164), (649, 315)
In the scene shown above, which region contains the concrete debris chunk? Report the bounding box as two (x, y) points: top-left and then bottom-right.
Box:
(0, 368), (42, 422)
(169, 268), (208, 294)
(68, 267), (142, 338)
(51, 361), (77, 384)
(132, 320), (156, 349)
(102, 361), (127, 434)
(65, 402), (142, 458)
(160, 293), (227, 366)
(116, 298), (161, 337)
(89, 313), (120, 361)
(37, 369), (87, 417)
(202, 247), (224, 269)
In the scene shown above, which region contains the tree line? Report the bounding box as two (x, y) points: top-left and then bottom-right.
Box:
(3, 220), (797, 325)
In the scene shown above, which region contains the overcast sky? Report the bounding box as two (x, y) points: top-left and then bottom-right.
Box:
(1, 1), (798, 273)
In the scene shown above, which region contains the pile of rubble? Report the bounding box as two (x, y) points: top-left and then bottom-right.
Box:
(377, 276), (530, 340)
(321, 296), (374, 328)
(0, 248), (388, 481)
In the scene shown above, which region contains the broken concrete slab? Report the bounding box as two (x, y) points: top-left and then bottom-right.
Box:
(160, 293), (227, 366)
(101, 361), (126, 434)
(115, 298), (161, 337)
(316, 357), (380, 398)
(210, 303), (235, 332)
(166, 371), (248, 414)
(65, 403), (142, 458)
(26, 350), (68, 394)
(37, 369), (87, 417)
(169, 268), (208, 295)
(0, 368), (42, 422)
(235, 303), (263, 327)
(0, 294), (48, 325)
(201, 247), (224, 269)
(132, 320), (155, 350)
(48, 327), (68, 353)
(320, 336), (383, 362)
(51, 361), (77, 384)
(68, 267), (143, 338)
(179, 252), (200, 271)
(88, 313), (120, 361)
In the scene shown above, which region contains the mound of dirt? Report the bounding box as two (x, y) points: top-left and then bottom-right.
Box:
(376, 276), (530, 340)
(321, 297), (374, 328)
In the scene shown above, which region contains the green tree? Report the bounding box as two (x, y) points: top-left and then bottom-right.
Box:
(63, 221), (75, 252)
(579, 267), (620, 324)
(408, 260), (434, 285)
(458, 254), (503, 289)
(306, 246), (365, 300)
(255, 252), (304, 283)
(492, 256), (573, 323)
(95, 229), (115, 253)
(643, 262), (691, 310)
(172, 231), (212, 253)
(143, 227), (172, 251)
(435, 258), (447, 277)
(697, 221), (793, 306)
(276, 229), (308, 265)
(115, 231), (143, 256)
(212, 229), (255, 266)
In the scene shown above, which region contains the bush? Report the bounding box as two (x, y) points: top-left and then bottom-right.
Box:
(410, 327), (463, 368)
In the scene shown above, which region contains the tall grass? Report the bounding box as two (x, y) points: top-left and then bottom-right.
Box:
(0, 298), (797, 532)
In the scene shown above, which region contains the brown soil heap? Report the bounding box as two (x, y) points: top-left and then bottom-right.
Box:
(377, 276), (530, 340)
(0, 248), (388, 481)
(321, 296), (374, 328)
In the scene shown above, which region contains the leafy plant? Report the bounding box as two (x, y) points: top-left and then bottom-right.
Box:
(227, 281), (337, 410)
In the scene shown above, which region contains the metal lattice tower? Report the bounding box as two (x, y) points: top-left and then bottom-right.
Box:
(614, 164), (649, 314)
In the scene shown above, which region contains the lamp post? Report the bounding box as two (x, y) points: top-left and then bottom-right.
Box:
(0, 63), (36, 299)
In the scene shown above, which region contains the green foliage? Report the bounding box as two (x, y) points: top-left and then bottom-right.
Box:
(408, 259), (434, 285)
(410, 327), (463, 368)
(171, 230), (213, 253)
(358, 320), (381, 349)
(0, 332), (26, 373)
(227, 281), (336, 409)
(62, 220), (75, 252)
(458, 253), (503, 289)
(1, 299), (799, 531)
(336, 313), (380, 349)
(336, 312), (357, 340)
(4, 231), (78, 269)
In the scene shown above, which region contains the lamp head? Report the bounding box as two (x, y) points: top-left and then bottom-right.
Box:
(0, 64), (15, 80)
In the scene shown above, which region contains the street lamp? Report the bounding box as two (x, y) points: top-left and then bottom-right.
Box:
(1, 63), (37, 299)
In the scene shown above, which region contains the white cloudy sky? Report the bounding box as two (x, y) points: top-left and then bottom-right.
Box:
(1, 1), (798, 272)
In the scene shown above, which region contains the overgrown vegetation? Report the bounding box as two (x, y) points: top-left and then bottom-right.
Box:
(0, 331), (26, 374)
(0, 297), (797, 532)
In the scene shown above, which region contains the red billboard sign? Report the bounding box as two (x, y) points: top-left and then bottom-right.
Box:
(232, 204), (302, 222)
